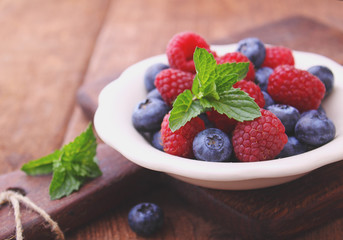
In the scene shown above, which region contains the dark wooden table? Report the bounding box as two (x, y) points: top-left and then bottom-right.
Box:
(1, 0), (343, 239)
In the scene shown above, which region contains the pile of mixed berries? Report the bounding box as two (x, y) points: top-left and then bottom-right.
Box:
(132, 32), (336, 162)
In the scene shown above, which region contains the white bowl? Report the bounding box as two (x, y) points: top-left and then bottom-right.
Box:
(94, 44), (343, 190)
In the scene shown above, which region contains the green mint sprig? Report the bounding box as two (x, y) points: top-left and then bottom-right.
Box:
(21, 123), (102, 200)
(169, 47), (261, 132)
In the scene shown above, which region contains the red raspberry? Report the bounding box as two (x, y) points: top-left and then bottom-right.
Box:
(216, 52), (255, 81)
(206, 110), (237, 134)
(262, 46), (294, 69)
(233, 80), (265, 108)
(155, 68), (194, 106)
(268, 65), (325, 112)
(161, 113), (205, 158)
(166, 32), (210, 73)
(232, 109), (288, 162)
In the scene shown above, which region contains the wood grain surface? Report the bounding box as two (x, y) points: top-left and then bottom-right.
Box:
(0, 144), (159, 240)
(1, 0), (343, 239)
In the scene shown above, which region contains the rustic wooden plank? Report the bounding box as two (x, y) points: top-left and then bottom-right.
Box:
(0, 0), (110, 175)
(0, 144), (159, 240)
(78, 0), (343, 87)
(215, 15), (343, 64)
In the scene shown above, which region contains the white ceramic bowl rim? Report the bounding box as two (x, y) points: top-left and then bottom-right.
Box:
(94, 44), (343, 183)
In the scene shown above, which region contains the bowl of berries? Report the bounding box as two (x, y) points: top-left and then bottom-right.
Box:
(94, 32), (343, 190)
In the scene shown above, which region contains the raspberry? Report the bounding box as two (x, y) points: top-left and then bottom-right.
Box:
(233, 80), (265, 108)
(216, 52), (255, 81)
(268, 65), (325, 112)
(262, 46), (294, 69)
(155, 68), (194, 106)
(166, 32), (210, 73)
(161, 113), (205, 158)
(206, 110), (237, 134)
(232, 109), (288, 162)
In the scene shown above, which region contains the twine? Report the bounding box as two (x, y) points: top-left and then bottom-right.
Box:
(0, 190), (65, 240)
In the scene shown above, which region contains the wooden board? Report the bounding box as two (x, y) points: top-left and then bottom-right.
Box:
(0, 144), (159, 240)
(77, 16), (343, 240)
(0, 0), (110, 175)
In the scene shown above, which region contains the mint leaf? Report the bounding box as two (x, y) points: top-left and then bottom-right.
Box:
(168, 47), (260, 132)
(48, 124), (101, 199)
(169, 90), (204, 132)
(60, 123), (101, 178)
(215, 73), (239, 95)
(21, 123), (102, 200)
(191, 73), (200, 95)
(49, 155), (83, 200)
(193, 48), (219, 100)
(216, 62), (249, 82)
(193, 47), (217, 85)
(21, 150), (60, 175)
(211, 88), (261, 121)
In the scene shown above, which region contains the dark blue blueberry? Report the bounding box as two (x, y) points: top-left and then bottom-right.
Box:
(276, 136), (309, 158)
(317, 105), (326, 115)
(144, 63), (169, 92)
(193, 128), (232, 162)
(295, 110), (336, 147)
(128, 202), (164, 237)
(307, 65), (334, 97)
(237, 37), (266, 68)
(147, 88), (163, 101)
(255, 67), (273, 91)
(262, 91), (275, 108)
(132, 98), (169, 132)
(300, 108), (326, 118)
(267, 104), (300, 134)
(151, 131), (164, 151)
(198, 113), (215, 129)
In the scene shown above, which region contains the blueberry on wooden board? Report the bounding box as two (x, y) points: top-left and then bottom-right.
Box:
(128, 202), (164, 237)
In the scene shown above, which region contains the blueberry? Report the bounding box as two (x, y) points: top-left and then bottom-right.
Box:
(198, 113), (215, 129)
(193, 128), (232, 162)
(255, 67), (273, 91)
(147, 88), (163, 101)
(267, 104), (300, 134)
(300, 108), (326, 118)
(237, 37), (266, 68)
(307, 65), (334, 97)
(151, 131), (164, 151)
(132, 98), (169, 132)
(317, 105), (326, 115)
(262, 91), (275, 108)
(276, 136), (309, 158)
(144, 63), (169, 92)
(295, 110), (335, 147)
(128, 202), (164, 237)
